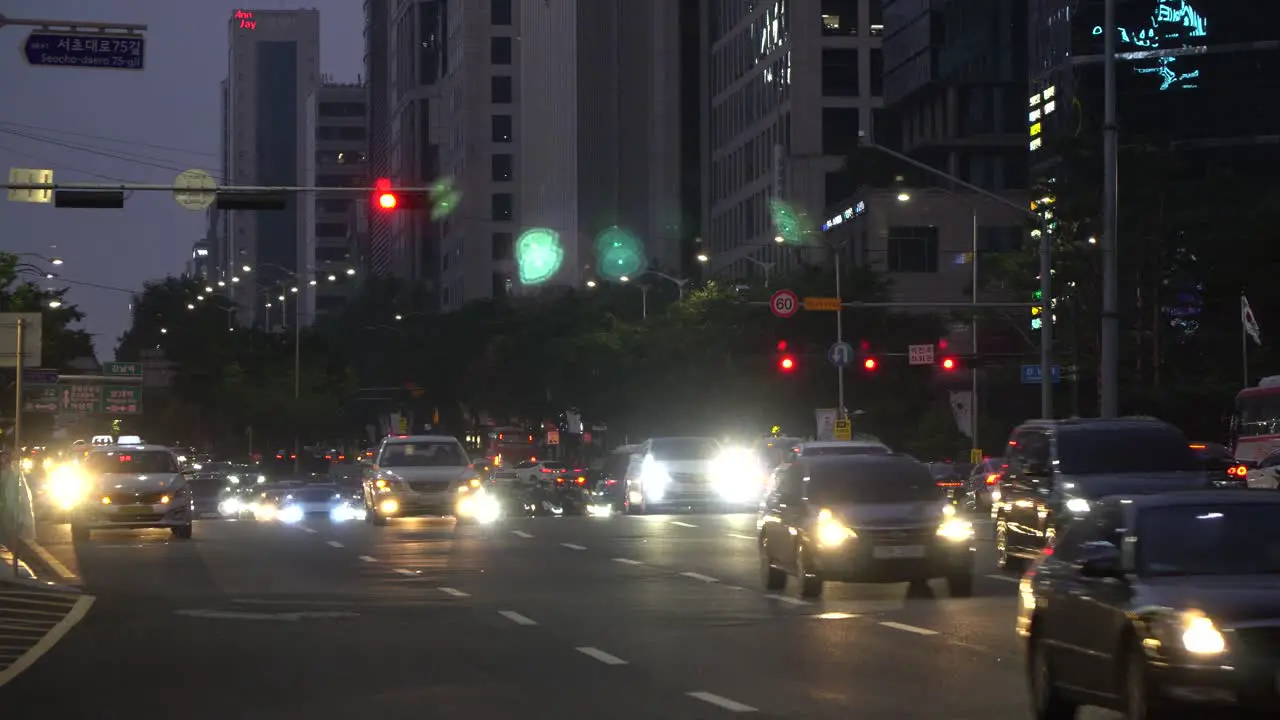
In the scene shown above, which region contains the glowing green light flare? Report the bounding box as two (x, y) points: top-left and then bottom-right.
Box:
(429, 178), (461, 220)
(594, 226), (645, 281)
(770, 199), (801, 244)
(516, 228), (564, 285)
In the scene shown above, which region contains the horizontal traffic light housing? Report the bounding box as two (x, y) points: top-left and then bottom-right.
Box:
(54, 190), (124, 208)
(215, 192), (288, 210)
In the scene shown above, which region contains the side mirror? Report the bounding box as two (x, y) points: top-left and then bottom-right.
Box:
(1078, 542), (1122, 578)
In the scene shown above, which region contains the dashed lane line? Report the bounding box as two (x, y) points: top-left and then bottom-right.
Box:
(612, 558), (644, 565)
(680, 571), (719, 583)
(561, 543), (587, 551)
(511, 530), (533, 538)
(879, 621), (939, 636)
(669, 521), (698, 528)
(325, 540), (344, 548)
(301, 527), (318, 534)
(393, 568), (418, 577)
(0, 594), (94, 688)
(687, 691), (758, 713)
(439, 587), (469, 597)
(497, 610), (537, 626)
(985, 573), (1020, 583)
(763, 594), (809, 606)
(358, 555), (378, 563)
(727, 533), (755, 540)
(576, 646), (628, 665)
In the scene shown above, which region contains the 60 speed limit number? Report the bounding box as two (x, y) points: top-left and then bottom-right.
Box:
(770, 289), (799, 319)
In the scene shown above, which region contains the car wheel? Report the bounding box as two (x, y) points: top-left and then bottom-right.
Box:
(1029, 636), (1078, 720)
(760, 551), (786, 591)
(946, 572), (974, 597)
(1124, 643), (1173, 719)
(796, 546), (823, 599)
(171, 523), (193, 539)
(71, 524), (90, 542)
(996, 523), (1026, 572)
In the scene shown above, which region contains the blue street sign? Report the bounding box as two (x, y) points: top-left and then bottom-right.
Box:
(23, 32), (146, 71)
(1021, 365), (1062, 384)
(827, 341), (854, 368)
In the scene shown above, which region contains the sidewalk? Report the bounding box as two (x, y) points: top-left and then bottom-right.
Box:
(0, 542), (37, 582)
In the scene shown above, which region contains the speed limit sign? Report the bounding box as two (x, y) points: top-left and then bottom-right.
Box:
(770, 289), (799, 319)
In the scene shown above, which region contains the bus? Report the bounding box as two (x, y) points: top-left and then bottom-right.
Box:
(1231, 376), (1280, 462)
(474, 426), (538, 472)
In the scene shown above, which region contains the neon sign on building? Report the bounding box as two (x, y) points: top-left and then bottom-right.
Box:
(235, 10), (256, 30)
(1093, 0), (1207, 91)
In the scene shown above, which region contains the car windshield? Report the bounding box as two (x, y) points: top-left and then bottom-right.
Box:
(86, 450), (178, 474)
(1137, 504), (1280, 576)
(806, 458), (942, 504)
(650, 439), (719, 461)
(291, 487), (339, 502)
(381, 442), (468, 467)
(1056, 428), (1199, 474)
(802, 444), (889, 458)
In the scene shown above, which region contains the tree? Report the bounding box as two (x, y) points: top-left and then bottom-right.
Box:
(0, 252), (95, 370)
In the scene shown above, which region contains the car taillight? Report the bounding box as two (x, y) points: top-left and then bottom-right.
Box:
(604, 479), (617, 486)
(1227, 465), (1247, 477)
(936, 480), (962, 487)
(575, 476), (586, 484)
(985, 473), (999, 485)
(556, 478), (565, 484)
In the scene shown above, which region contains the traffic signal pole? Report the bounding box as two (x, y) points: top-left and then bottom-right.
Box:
(834, 244), (846, 419)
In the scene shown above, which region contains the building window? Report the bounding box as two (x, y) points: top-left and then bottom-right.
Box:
(317, 199), (351, 214)
(491, 0), (512, 25)
(492, 231), (513, 260)
(492, 115), (512, 142)
(887, 226), (939, 273)
(318, 102), (363, 117)
(491, 75), (513, 103)
(490, 37), (512, 65)
(869, 1), (884, 35)
(977, 226), (1025, 254)
(315, 222), (347, 238)
(491, 153), (513, 181)
(822, 49), (860, 96)
(870, 49), (883, 96)
(491, 193), (513, 221)
(820, 0), (859, 35)
(821, 107), (860, 155)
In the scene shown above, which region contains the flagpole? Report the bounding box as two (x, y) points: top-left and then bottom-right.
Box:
(1242, 294), (1249, 387)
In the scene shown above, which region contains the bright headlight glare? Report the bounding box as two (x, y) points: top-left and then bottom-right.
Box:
(1180, 612), (1226, 654)
(815, 507), (855, 547)
(21, 458), (34, 472)
(1065, 497), (1091, 513)
(47, 465), (88, 508)
(640, 457), (669, 499)
(937, 517), (975, 541)
(278, 505), (304, 524)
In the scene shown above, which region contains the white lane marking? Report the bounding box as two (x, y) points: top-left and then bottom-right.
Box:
(393, 568), (418, 576)
(687, 691), (757, 713)
(23, 540), (75, 580)
(325, 540), (344, 548)
(669, 521), (697, 527)
(763, 594), (809, 606)
(561, 543), (587, 550)
(439, 587), (469, 597)
(231, 599), (352, 606)
(497, 610), (537, 626)
(576, 646), (628, 665)
(0, 594), (94, 688)
(511, 530), (533, 538)
(612, 558), (644, 565)
(301, 527), (318, 534)
(985, 573), (1020, 583)
(880, 621), (939, 636)
(727, 533), (755, 540)
(680, 571), (719, 583)
(358, 555), (378, 563)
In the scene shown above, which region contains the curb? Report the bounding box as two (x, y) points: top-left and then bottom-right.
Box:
(12, 536), (80, 586)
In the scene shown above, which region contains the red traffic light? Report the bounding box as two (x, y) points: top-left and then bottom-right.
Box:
(941, 357), (957, 371)
(378, 192), (398, 209)
(776, 340), (788, 351)
(863, 357), (877, 371)
(779, 355), (796, 372)
(373, 178), (397, 210)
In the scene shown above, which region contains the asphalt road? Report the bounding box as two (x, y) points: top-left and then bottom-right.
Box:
(0, 511), (1121, 718)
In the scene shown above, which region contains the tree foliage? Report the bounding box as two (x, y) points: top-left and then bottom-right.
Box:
(0, 252), (95, 370)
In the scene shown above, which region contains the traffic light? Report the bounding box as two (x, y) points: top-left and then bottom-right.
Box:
(371, 178), (424, 211)
(779, 355), (796, 372)
(54, 190), (125, 209)
(863, 357), (878, 371)
(940, 357), (958, 371)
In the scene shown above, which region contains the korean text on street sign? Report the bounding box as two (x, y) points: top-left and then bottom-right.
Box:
(804, 297), (841, 312)
(7, 168), (53, 204)
(103, 361), (143, 378)
(103, 386), (142, 414)
(769, 289), (799, 319)
(22, 385), (58, 413)
(61, 383), (103, 413)
(908, 344), (935, 366)
(827, 342), (854, 368)
(23, 32), (146, 71)
(1020, 365), (1062, 384)
(833, 419), (852, 441)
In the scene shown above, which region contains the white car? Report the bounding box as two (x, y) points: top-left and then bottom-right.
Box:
(363, 435), (496, 524)
(627, 437), (723, 513)
(68, 444), (193, 541)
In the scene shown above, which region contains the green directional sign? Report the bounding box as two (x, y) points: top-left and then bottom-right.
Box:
(103, 385), (142, 414)
(103, 361), (143, 378)
(62, 383), (103, 413)
(21, 384), (59, 413)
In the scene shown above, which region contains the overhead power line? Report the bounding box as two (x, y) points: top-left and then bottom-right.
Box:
(0, 128), (222, 180)
(0, 140), (138, 184)
(0, 120), (217, 159)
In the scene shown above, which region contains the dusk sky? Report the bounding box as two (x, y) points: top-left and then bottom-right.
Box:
(0, 1), (362, 359)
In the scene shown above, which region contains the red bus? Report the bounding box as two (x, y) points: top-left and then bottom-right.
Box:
(1232, 377), (1280, 462)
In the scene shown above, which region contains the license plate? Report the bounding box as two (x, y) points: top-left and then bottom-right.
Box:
(873, 545), (926, 559)
(118, 506), (153, 515)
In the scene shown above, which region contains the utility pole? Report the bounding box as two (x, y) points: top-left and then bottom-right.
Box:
(1100, 0), (1120, 417)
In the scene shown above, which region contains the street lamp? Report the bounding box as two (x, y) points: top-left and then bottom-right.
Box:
(586, 280), (597, 288)
(743, 256), (774, 287)
(48, 299), (61, 308)
(696, 253), (709, 263)
(646, 270), (690, 300)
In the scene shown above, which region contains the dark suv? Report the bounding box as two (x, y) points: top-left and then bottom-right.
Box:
(994, 418), (1209, 571)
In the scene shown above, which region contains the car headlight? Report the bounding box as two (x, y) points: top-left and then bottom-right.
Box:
(814, 507), (855, 547)
(1159, 611), (1226, 655)
(278, 505), (304, 524)
(1064, 497), (1091, 513)
(226, 475), (241, 484)
(219, 497), (241, 514)
(21, 457), (34, 472)
(47, 465), (89, 508)
(639, 457), (670, 499)
(937, 517), (975, 541)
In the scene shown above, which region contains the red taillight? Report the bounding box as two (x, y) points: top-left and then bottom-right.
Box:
(276, 454), (283, 460)
(290, 454), (296, 459)
(1228, 465), (1247, 477)
(339, 455), (345, 461)
(985, 473), (999, 485)
(936, 481), (962, 487)
(575, 476), (586, 485)
(324, 455), (332, 460)
(556, 478), (565, 484)
(540, 467), (555, 473)
(604, 479), (617, 486)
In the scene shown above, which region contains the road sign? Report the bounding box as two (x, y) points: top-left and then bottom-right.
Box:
(61, 383), (103, 413)
(769, 289), (799, 319)
(21, 385), (58, 413)
(23, 32), (146, 70)
(827, 341), (854, 368)
(7, 167), (52, 203)
(969, 448), (983, 464)
(833, 419), (852, 441)
(908, 344), (935, 366)
(103, 386), (142, 414)
(103, 361), (143, 378)
(1020, 365), (1061, 384)
(0, 313), (42, 368)
(22, 369), (58, 385)
(173, 169), (216, 210)
(804, 297), (841, 312)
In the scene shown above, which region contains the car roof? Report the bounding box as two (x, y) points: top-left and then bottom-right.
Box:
(799, 440), (887, 449)
(1101, 490), (1280, 509)
(1017, 417), (1180, 433)
(88, 444), (174, 454)
(803, 453), (919, 468)
(384, 435), (459, 444)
